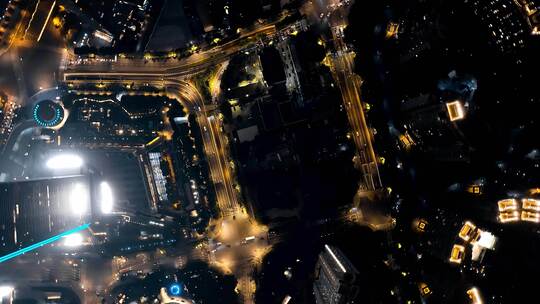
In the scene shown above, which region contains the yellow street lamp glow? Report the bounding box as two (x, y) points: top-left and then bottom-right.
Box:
(52, 16), (62, 28)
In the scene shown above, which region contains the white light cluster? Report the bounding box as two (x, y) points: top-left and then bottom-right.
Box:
(70, 183), (88, 215)
(46, 154), (83, 170)
(63, 233), (83, 247)
(0, 286), (14, 297)
(100, 181), (114, 214)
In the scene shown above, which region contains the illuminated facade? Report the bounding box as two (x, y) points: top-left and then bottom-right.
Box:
(0, 176), (93, 255)
(313, 245), (359, 304)
(513, 0), (540, 35)
(149, 152), (169, 202)
(468, 0), (527, 54)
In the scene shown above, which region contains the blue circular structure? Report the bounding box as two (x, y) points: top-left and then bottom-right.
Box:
(169, 283), (182, 296)
(33, 100), (65, 128)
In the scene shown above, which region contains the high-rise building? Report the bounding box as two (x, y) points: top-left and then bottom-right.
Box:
(47, 258), (82, 282)
(466, 0), (528, 55)
(0, 175), (96, 255)
(313, 244), (359, 304)
(513, 0), (540, 36)
(183, 0), (205, 39)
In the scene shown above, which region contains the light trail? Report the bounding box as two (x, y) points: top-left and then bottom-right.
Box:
(0, 10), (28, 57)
(23, 0), (41, 40)
(145, 136), (161, 147)
(37, 0), (56, 42)
(327, 26), (382, 191)
(0, 223), (90, 263)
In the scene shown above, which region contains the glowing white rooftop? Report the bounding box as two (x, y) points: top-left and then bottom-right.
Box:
(325, 244), (347, 273)
(46, 154), (84, 170)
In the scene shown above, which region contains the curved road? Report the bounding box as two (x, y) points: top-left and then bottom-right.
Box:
(60, 19), (307, 304)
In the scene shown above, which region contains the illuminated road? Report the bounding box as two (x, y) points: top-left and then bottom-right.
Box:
(64, 77), (243, 217)
(0, 3), (292, 304)
(64, 77), (267, 303)
(201, 114), (241, 216)
(60, 20), (307, 218)
(59, 16), (291, 222)
(0, 0), (68, 99)
(326, 20), (382, 192)
(59, 19), (309, 303)
(208, 213), (271, 304)
(324, 4), (396, 232)
(0, 0), (39, 56)
(62, 23), (282, 80)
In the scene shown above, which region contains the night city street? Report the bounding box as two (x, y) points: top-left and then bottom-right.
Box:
(0, 0), (539, 303)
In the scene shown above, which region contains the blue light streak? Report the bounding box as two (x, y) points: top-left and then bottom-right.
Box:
(0, 223), (90, 263)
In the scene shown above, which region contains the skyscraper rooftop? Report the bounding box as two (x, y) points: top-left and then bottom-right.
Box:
(313, 244), (359, 304)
